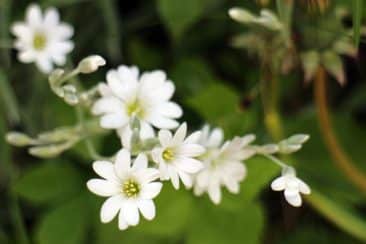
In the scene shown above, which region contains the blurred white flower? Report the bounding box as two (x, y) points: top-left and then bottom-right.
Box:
(11, 4), (74, 73)
(77, 55), (106, 74)
(92, 66), (183, 137)
(151, 123), (205, 189)
(271, 167), (311, 207)
(87, 149), (162, 230)
(194, 125), (256, 204)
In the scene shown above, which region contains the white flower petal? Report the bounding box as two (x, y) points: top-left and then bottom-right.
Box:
(284, 189), (302, 207)
(87, 179), (120, 197)
(184, 131), (201, 144)
(178, 171), (193, 188)
(208, 182), (221, 205)
(156, 102), (182, 118)
(172, 123), (187, 145)
(92, 97), (124, 115)
(118, 209), (129, 230)
(122, 200), (139, 226)
(178, 144), (205, 157)
(136, 168), (160, 184)
(137, 199), (156, 220)
(44, 7), (60, 27)
(140, 182), (163, 199)
(132, 153), (148, 171)
(100, 195), (123, 223)
(208, 128), (224, 147)
(100, 113), (128, 129)
(271, 176), (286, 191)
(26, 4), (42, 27)
(297, 179), (311, 194)
(149, 115), (179, 129)
(158, 129), (173, 147)
(36, 58), (53, 74)
(115, 149), (131, 179)
(175, 157), (203, 174)
(169, 167), (180, 189)
(18, 50), (36, 63)
(92, 160), (119, 182)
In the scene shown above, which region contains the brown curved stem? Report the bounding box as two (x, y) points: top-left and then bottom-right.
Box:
(314, 66), (366, 193)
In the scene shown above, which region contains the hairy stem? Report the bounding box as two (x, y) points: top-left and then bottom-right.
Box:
(314, 66), (366, 193)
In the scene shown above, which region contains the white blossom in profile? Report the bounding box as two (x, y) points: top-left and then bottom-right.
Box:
(92, 66), (182, 137)
(193, 125), (256, 204)
(151, 123), (205, 189)
(271, 167), (311, 207)
(87, 149), (162, 230)
(11, 4), (74, 73)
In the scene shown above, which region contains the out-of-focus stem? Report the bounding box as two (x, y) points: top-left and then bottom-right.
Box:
(261, 67), (366, 241)
(96, 0), (122, 63)
(0, 116), (29, 244)
(0, 71), (21, 124)
(314, 66), (366, 193)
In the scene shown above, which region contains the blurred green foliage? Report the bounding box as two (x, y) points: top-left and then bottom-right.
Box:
(1, 0), (366, 244)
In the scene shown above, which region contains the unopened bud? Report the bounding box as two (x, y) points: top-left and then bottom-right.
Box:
(6, 132), (34, 146)
(229, 8), (256, 24)
(77, 55), (106, 74)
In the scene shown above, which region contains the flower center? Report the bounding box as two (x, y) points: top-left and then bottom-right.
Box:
(122, 179), (140, 198)
(162, 148), (174, 162)
(126, 100), (144, 117)
(33, 33), (47, 51)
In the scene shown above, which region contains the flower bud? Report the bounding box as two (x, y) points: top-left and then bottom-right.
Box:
(228, 8), (256, 24)
(77, 55), (106, 74)
(6, 132), (34, 146)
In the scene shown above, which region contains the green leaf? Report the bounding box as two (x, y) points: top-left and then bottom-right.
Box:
(282, 224), (361, 244)
(353, 0), (363, 47)
(14, 162), (84, 205)
(170, 57), (216, 98)
(186, 83), (256, 137)
(128, 39), (164, 70)
(187, 201), (264, 244)
(35, 194), (90, 244)
(157, 0), (208, 40)
(96, 223), (164, 244)
(134, 184), (193, 237)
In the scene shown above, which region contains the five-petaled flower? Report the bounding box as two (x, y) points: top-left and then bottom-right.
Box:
(92, 66), (183, 137)
(152, 123), (205, 189)
(11, 4), (74, 73)
(271, 167), (311, 207)
(87, 149), (162, 230)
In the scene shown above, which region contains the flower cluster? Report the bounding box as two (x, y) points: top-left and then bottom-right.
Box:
(85, 65), (311, 230)
(6, 3), (312, 232)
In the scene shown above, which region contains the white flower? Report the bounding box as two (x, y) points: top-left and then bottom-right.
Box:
(194, 125), (256, 204)
(151, 123), (205, 189)
(87, 149), (162, 230)
(77, 55), (106, 74)
(271, 167), (311, 207)
(11, 4), (74, 73)
(92, 66), (183, 137)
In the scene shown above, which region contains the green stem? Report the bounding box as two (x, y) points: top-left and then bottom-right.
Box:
(75, 105), (105, 161)
(262, 153), (288, 168)
(0, 0), (11, 67)
(0, 114), (29, 244)
(261, 69), (366, 242)
(96, 0), (122, 63)
(0, 71), (21, 124)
